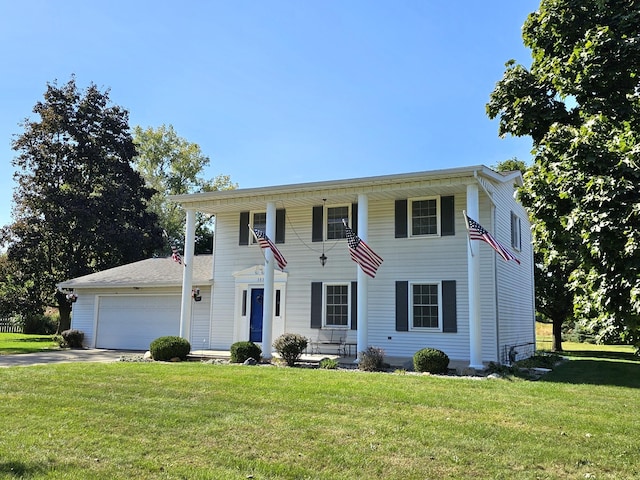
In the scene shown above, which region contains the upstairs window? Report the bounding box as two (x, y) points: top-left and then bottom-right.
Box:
(251, 212), (266, 244)
(511, 212), (521, 251)
(410, 198), (439, 236)
(326, 205), (349, 240)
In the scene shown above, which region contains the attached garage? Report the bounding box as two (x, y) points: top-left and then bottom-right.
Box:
(95, 295), (181, 350)
(57, 256), (213, 350)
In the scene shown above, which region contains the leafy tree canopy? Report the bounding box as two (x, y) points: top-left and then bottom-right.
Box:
(132, 124), (237, 255)
(1, 77), (164, 329)
(488, 0), (640, 348)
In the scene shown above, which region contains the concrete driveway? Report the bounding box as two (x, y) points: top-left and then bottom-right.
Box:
(0, 349), (136, 367)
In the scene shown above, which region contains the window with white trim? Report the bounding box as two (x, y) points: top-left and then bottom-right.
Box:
(411, 282), (441, 330)
(326, 205), (350, 240)
(410, 197), (440, 236)
(251, 211), (266, 244)
(511, 212), (521, 251)
(324, 283), (350, 328)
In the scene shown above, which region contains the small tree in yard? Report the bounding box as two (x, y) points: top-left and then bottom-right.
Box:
(273, 333), (308, 367)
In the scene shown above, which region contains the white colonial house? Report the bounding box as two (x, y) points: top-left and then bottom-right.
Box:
(60, 165), (535, 369)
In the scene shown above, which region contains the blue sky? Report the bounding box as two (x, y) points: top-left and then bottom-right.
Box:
(0, 0), (538, 229)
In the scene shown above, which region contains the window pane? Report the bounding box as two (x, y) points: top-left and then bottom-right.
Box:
(326, 285), (349, 326)
(412, 284), (439, 328)
(327, 206), (349, 239)
(411, 199), (437, 235)
(252, 212), (266, 243)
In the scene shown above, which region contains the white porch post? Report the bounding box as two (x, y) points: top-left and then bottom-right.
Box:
(356, 193), (368, 359)
(261, 201), (276, 360)
(179, 208), (196, 341)
(466, 183), (483, 369)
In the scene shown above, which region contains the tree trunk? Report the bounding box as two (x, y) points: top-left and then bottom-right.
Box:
(552, 317), (563, 352)
(55, 290), (72, 333)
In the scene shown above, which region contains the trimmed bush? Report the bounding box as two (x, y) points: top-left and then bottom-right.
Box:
(22, 314), (58, 335)
(230, 341), (262, 363)
(150, 336), (191, 361)
(413, 347), (450, 374)
(358, 346), (385, 372)
(60, 329), (85, 349)
(319, 357), (339, 370)
(273, 333), (308, 367)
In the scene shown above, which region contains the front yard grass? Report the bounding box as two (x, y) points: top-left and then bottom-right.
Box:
(1, 353), (639, 479)
(0, 333), (59, 355)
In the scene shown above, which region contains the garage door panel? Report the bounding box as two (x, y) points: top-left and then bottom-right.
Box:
(96, 295), (181, 350)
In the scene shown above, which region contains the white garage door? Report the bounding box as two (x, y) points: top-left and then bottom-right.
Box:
(96, 295), (181, 350)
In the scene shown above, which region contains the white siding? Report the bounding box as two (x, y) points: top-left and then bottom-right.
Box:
(204, 171), (534, 365)
(70, 286), (211, 350)
(493, 180), (536, 362)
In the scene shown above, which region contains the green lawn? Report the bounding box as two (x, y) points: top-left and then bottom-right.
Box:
(1, 350), (639, 479)
(0, 333), (59, 355)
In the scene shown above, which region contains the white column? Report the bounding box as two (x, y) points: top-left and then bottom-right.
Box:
(261, 201), (276, 360)
(356, 194), (368, 360)
(179, 208), (196, 341)
(467, 183), (483, 369)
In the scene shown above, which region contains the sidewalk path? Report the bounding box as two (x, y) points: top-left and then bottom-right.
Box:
(0, 349), (135, 367)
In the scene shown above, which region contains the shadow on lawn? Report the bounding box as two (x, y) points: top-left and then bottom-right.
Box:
(15, 337), (57, 343)
(540, 352), (640, 389)
(0, 461), (48, 478)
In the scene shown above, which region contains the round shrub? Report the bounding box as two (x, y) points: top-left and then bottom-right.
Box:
(273, 333), (308, 367)
(60, 329), (85, 348)
(413, 347), (450, 374)
(230, 341), (262, 363)
(150, 336), (191, 361)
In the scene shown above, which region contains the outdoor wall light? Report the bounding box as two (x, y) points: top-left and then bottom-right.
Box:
(192, 288), (202, 302)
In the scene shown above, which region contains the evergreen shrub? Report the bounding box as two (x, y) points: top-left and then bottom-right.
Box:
(413, 347), (449, 374)
(150, 336), (191, 361)
(230, 341), (262, 363)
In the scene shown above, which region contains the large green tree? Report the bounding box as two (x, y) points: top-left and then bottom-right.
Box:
(1, 77), (164, 331)
(487, 0), (640, 349)
(132, 124), (236, 255)
(494, 158), (576, 352)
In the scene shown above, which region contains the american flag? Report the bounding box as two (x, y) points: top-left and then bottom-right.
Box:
(251, 227), (288, 271)
(343, 220), (383, 278)
(171, 244), (182, 265)
(464, 214), (520, 264)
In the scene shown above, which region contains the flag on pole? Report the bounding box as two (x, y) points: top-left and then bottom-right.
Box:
(464, 213), (520, 264)
(171, 244), (183, 264)
(250, 226), (288, 271)
(342, 220), (383, 278)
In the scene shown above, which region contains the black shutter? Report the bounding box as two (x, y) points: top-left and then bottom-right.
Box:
(239, 211), (250, 245)
(442, 280), (457, 333)
(275, 209), (286, 243)
(312, 206), (323, 242)
(441, 196), (455, 236)
(395, 200), (408, 238)
(351, 281), (357, 330)
(310, 282), (322, 329)
(395, 281), (409, 331)
(351, 203), (358, 235)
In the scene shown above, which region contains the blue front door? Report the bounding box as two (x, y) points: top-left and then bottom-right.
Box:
(249, 288), (264, 343)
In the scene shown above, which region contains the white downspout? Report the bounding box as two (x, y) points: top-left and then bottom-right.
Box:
(261, 201), (276, 360)
(356, 193), (368, 360)
(466, 183), (483, 369)
(179, 208), (196, 341)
